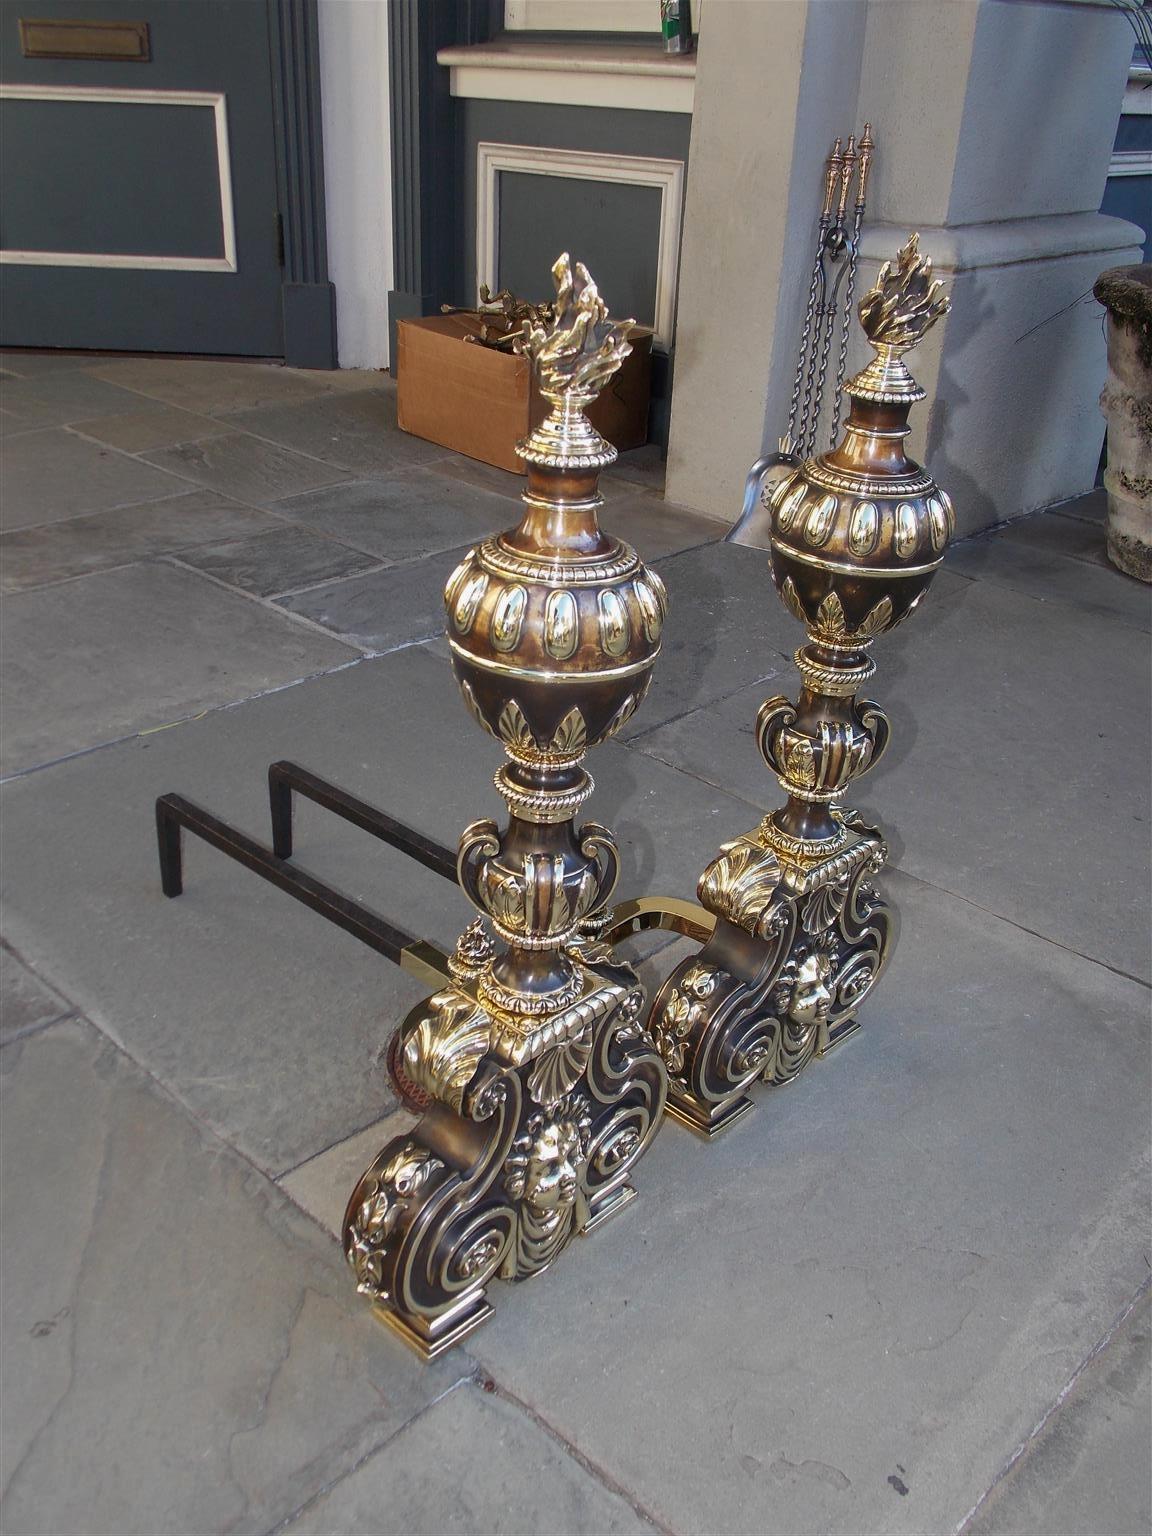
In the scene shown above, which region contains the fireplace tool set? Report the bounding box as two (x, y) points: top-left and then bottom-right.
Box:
(156, 233), (952, 1357)
(731, 123), (875, 549)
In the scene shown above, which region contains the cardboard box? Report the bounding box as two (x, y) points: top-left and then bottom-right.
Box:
(396, 314), (652, 475)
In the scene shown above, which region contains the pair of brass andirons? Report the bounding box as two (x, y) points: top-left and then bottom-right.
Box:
(339, 239), (953, 1357)
(156, 236), (952, 1360)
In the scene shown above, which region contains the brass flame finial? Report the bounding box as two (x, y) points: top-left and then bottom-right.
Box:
(858, 233), (950, 351)
(850, 233), (951, 404)
(515, 254), (636, 469)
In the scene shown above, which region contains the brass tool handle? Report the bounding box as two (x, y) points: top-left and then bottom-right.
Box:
(836, 135), (858, 224)
(822, 138), (843, 220)
(855, 122), (874, 209)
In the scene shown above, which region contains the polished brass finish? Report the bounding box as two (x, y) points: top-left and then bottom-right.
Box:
(648, 235), (952, 1137)
(18, 18), (150, 60)
(343, 256), (668, 1357)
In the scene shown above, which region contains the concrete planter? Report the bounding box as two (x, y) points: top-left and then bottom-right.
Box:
(1093, 264), (1152, 583)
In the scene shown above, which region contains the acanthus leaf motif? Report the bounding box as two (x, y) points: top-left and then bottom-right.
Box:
(497, 698), (537, 754)
(779, 575), (809, 626)
(550, 706), (587, 757)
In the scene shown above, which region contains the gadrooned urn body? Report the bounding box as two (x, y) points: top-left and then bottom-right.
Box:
(445, 463), (667, 765)
(767, 396), (954, 647)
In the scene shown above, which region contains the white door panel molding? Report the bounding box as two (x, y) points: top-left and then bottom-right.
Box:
(0, 84), (237, 272)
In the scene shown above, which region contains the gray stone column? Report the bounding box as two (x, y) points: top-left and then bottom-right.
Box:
(665, 0), (867, 517)
(667, 0), (1144, 535)
(852, 0), (1143, 534)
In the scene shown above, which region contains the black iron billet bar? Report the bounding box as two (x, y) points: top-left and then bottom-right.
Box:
(268, 760), (457, 881)
(154, 792), (450, 986)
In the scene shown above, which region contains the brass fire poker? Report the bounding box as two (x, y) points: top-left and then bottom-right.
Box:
(634, 236), (953, 1136)
(342, 256), (670, 1357)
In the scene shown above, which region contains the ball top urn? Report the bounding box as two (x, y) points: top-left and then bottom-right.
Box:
(766, 234), (954, 649)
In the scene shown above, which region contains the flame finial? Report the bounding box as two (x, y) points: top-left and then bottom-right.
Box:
(858, 234), (950, 352)
(515, 254), (636, 468)
(849, 234), (951, 406)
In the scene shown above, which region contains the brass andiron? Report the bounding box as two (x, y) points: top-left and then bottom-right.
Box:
(342, 256), (669, 1356)
(643, 235), (953, 1136)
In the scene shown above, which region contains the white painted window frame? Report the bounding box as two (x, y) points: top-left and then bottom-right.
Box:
(476, 140), (684, 349)
(1109, 149), (1152, 176)
(0, 84), (237, 272)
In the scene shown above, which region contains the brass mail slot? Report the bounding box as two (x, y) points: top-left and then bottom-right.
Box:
(18, 19), (150, 61)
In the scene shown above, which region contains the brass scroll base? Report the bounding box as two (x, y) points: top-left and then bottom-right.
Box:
(343, 944), (664, 1361)
(641, 815), (891, 1137)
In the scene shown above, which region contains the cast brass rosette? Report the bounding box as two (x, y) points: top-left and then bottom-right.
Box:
(645, 234), (952, 1136)
(342, 255), (668, 1358)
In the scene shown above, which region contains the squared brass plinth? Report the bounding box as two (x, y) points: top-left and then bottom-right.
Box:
(666, 1091), (755, 1141)
(371, 1295), (494, 1362)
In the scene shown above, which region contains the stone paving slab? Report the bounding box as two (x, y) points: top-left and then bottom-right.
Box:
(0, 372), (158, 434)
(0, 349), (93, 378)
(281, 1106), (418, 1237)
(86, 357), (339, 415)
(0, 945), (73, 1043)
(0, 561), (356, 776)
(0, 644), (757, 1172)
(0, 489), (280, 592)
(609, 441), (668, 491)
(141, 433), (351, 506)
(221, 389), (452, 475)
(173, 524), (384, 598)
(276, 545), (475, 651)
(966, 1288), (1150, 1536)
(948, 517), (1149, 629)
(282, 1383), (653, 1535)
(0, 1019), (466, 1535)
(70, 403), (232, 454)
(632, 558), (1151, 982)
(616, 539), (795, 737)
(1, 428), (186, 529)
(603, 490), (725, 563)
(1050, 487), (1107, 525)
(274, 467), (512, 562)
(996, 507), (1113, 565)
(467, 869), (1151, 1536)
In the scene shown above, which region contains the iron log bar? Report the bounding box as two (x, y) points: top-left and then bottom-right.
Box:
(155, 793), (450, 989)
(267, 760), (456, 880)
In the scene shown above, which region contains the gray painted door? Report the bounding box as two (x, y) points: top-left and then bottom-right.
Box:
(0, 0), (283, 355)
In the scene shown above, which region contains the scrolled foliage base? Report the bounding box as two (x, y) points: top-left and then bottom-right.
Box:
(646, 824), (891, 1138)
(343, 951), (666, 1358)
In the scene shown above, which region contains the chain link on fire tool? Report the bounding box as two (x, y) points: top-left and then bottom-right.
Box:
(730, 125), (875, 547)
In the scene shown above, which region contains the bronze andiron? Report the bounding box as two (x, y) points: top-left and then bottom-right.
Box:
(640, 235), (953, 1137)
(341, 257), (670, 1357)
